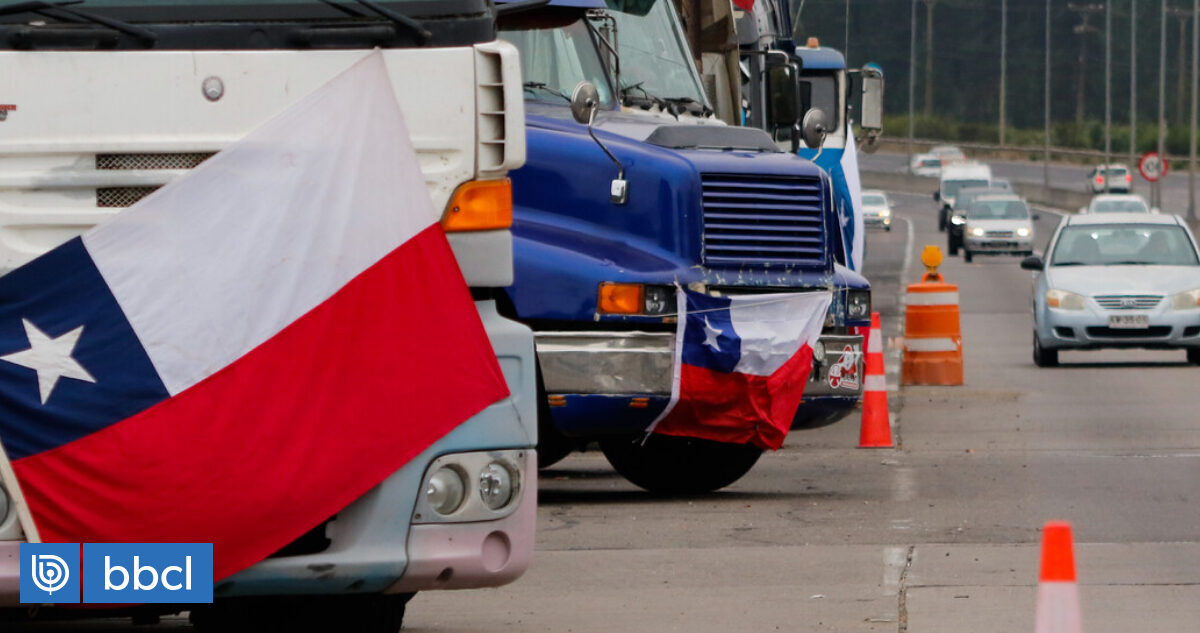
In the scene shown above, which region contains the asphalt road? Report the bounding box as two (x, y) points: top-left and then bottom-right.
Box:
(16, 188), (1200, 632)
(861, 150), (1200, 215)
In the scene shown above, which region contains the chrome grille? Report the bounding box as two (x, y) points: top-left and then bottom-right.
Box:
(985, 230), (1014, 238)
(96, 152), (214, 171)
(700, 174), (825, 267)
(1093, 294), (1163, 310)
(97, 187), (158, 208)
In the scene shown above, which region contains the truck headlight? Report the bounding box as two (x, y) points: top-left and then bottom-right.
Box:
(812, 340), (826, 363)
(1017, 227), (1031, 237)
(970, 227), (985, 237)
(1046, 289), (1086, 310)
(846, 289), (871, 320)
(479, 462), (516, 510)
(1170, 288), (1200, 309)
(426, 466), (467, 516)
(643, 285), (677, 315)
(598, 283), (676, 315)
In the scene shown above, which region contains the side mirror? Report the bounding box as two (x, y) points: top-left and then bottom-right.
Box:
(801, 108), (828, 150)
(1020, 255), (1044, 271)
(765, 64), (799, 130)
(571, 81), (628, 204)
(859, 65), (884, 134)
(933, 191), (941, 202)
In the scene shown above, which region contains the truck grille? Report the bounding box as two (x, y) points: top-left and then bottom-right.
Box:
(700, 174), (825, 267)
(95, 153), (217, 208)
(1093, 294), (1163, 310)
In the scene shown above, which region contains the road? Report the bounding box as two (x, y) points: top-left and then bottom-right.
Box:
(861, 150), (1200, 214)
(16, 190), (1200, 632)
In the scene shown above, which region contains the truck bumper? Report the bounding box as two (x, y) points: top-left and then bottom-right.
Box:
(536, 330), (863, 436)
(0, 300), (538, 604)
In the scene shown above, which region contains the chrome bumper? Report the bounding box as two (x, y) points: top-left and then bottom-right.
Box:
(535, 331), (863, 397)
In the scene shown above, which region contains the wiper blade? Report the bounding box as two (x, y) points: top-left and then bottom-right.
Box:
(1051, 261), (1092, 267)
(0, 0), (156, 45)
(523, 82), (570, 103)
(341, 0), (430, 44)
(661, 96), (713, 117)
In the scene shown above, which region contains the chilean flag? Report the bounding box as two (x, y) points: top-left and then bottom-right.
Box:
(648, 289), (831, 450)
(0, 53), (509, 581)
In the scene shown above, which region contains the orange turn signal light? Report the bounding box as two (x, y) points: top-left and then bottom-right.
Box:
(441, 178), (513, 232)
(598, 282), (644, 315)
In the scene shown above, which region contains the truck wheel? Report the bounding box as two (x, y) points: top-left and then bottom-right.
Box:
(192, 594), (412, 633)
(963, 249), (973, 263)
(599, 435), (762, 494)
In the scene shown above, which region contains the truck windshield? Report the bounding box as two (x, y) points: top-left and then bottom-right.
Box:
(502, 17), (616, 109)
(605, 0), (708, 106)
(800, 71), (841, 133)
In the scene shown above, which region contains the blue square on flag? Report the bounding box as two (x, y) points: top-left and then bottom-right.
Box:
(679, 292), (740, 372)
(20, 542), (80, 604)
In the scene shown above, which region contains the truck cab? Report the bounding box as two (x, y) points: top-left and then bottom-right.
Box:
(0, 1), (535, 629)
(498, 0), (870, 493)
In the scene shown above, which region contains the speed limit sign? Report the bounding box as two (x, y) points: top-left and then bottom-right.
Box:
(1139, 152), (1168, 181)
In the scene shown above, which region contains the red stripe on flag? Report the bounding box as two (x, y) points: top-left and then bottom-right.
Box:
(14, 224), (509, 580)
(653, 344), (813, 450)
(732, 0), (754, 10)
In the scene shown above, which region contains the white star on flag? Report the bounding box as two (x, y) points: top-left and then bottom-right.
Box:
(702, 316), (723, 352)
(0, 319), (95, 404)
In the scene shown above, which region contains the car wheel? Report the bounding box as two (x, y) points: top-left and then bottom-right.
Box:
(1188, 348), (1200, 365)
(599, 434), (763, 494)
(885, 225), (892, 232)
(963, 249), (973, 263)
(1033, 334), (1059, 367)
(948, 235), (959, 255)
(938, 208), (947, 232)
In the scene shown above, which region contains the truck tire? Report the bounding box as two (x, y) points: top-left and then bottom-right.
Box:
(192, 594), (412, 633)
(963, 248), (973, 263)
(599, 435), (762, 494)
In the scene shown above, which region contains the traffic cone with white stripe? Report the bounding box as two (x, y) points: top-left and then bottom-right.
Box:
(858, 312), (893, 448)
(1035, 521), (1083, 633)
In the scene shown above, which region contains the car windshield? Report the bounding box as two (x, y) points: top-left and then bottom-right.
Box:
(968, 199), (1029, 220)
(943, 179), (989, 199)
(920, 158), (941, 167)
(1051, 224), (1199, 266)
(502, 17), (616, 108)
(863, 194), (887, 206)
(605, 0), (708, 105)
(1091, 199), (1149, 213)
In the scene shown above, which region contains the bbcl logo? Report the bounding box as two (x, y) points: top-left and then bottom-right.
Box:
(21, 543), (212, 604)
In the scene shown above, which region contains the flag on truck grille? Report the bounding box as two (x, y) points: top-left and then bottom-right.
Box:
(0, 52), (509, 581)
(647, 289), (832, 450)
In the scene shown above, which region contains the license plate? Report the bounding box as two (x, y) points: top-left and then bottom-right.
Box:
(1109, 314), (1150, 329)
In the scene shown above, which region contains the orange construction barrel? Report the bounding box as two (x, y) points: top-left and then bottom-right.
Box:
(901, 246), (963, 385)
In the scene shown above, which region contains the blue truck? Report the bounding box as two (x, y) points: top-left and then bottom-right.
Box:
(497, 0), (870, 493)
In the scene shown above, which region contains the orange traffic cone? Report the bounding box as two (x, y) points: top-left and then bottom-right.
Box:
(858, 312), (893, 448)
(1035, 521), (1083, 633)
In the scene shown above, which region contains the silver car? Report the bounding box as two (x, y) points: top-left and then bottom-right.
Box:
(1023, 213), (1200, 367)
(962, 194), (1036, 263)
(861, 190), (892, 231)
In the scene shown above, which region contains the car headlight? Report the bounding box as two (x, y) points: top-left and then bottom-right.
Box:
(479, 462), (516, 510)
(846, 289), (871, 320)
(951, 215), (966, 225)
(1170, 288), (1200, 309)
(970, 227), (985, 237)
(1046, 289), (1086, 310)
(1017, 227), (1031, 237)
(425, 466), (467, 516)
(880, 208), (891, 217)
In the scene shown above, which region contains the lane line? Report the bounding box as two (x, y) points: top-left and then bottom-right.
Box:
(901, 215), (915, 285)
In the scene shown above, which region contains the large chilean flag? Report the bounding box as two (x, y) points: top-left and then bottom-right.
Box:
(648, 289), (831, 450)
(0, 53), (509, 580)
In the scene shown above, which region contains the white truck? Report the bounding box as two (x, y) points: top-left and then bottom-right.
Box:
(0, 1), (535, 630)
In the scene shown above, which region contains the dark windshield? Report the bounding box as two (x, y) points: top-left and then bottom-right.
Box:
(1051, 225), (1199, 266)
(606, 0), (708, 105)
(0, 0), (492, 48)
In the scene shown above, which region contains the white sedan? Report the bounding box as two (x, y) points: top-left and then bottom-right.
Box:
(910, 153), (942, 177)
(1081, 193), (1154, 215)
(861, 190), (892, 231)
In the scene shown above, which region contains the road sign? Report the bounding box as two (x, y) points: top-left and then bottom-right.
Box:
(1139, 152), (1168, 181)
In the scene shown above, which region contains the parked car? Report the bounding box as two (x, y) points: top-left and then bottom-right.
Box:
(1087, 163), (1133, 193)
(910, 153), (943, 177)
(1080, 193), (1154, 215)
(961, 194), (1037, 263)
(862, 190), (893, 231)
(947, 186), (1011, 255)
(930, 145), (966, 165)
(1023, 213), (1200, 367)
(935, 161), (992, 231)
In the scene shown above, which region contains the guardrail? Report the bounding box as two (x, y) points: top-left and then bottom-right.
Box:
(878, 137), (1126, 165)
(859, 169), (1093, 214)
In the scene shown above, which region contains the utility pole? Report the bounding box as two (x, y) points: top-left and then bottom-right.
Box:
(1170, 6), (1192, 124)
(909, 0), (917, 170)
(1001, 0), (1008, 145)
(1132, 0), (1139, 163)
(1106, 1), (1112, 192)
(922, 0), (938, 118)
(1046, 0), (1053, 189)
(1158, 0), (1168, 209)
(1190, 0), (1198, 218)
(1068, 3), (1104, 124)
